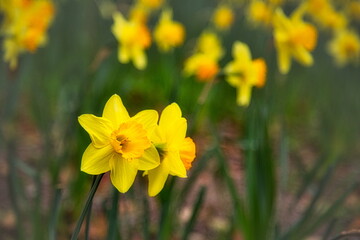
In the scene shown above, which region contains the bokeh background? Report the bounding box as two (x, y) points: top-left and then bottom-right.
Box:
(1, 0), (360, 239)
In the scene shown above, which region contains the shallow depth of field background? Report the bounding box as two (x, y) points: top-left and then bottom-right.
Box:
(1, 0), (360, 239)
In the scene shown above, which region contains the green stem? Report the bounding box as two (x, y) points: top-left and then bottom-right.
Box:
(182, 187), (207, 240)
(106, 187), (120, 240)
(71, 174), (104, 240)
(84, 176), (97, 240)
(49, 187), (62, 240)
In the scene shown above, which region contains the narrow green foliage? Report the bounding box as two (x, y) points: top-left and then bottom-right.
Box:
(106, 187), (120, 240)
(158, 177), (177, 240)
(244, 104), (276, 240)
(49, 188), (62, 240)
(182, 186), (207, 240)
(71, 174), (104, 240)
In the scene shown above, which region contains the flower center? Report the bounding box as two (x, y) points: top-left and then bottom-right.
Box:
(290, 24), (317, 51)
(196, 58), (219, 81)
(110, 121), (151, 160)
(343, 37), (359, 57)
(154, 143), (167, 161)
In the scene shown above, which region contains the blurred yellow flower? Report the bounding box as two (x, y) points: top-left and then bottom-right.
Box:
(197, 31), (224, 60)
(304, 0), (347, 31)
(78, 94), (160, 193)
(138, 0), (164, 10)
(225, 41), (267, 106)
(328, 29), (360, 67)
(247, 1), (273, 27)
(184, 53), (220, 81)
(268, 0), (284, 6)
(212, 5), (235, 30)
(130, 4), (150, 24)
(154, 9), (185, 52)
(184, 31), (224, 81)
(273, 8), (317, 74)
(0, 0), (55, 69)
(112, 11), (151, 70)
(146, 103), (195, 196)
(346, 1), (360, 21)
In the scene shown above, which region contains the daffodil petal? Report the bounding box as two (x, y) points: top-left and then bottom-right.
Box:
(137, 144), (160, 170)
(150, 125), (165, 144)
(159, 103), (187, 148)
(132, 47), (147, 70)
(119, 46), (130, 63)
(102, 94), (130, 129)
(292, 46), (313, 66)
(78, 114), (112, 147)
(233, 41), (252, 63)
(167, 118), (187, 149)
(81, 144), (113, 175)
(112, 12), (125, 38)
(277, 45), (291, 74)
(237, 83), (252, 106)
(159, 103), (182, 132)
(109, 154), (138, 193)
(167, 151), (187, 178)
(132, 110), (159, 133)
(147, 161), (170, 196)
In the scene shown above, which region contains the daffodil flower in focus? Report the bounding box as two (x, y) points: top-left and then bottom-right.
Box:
(225, 41), (267, 106)
(78, 94), (160, 193)
(272, 7), (317, 74)
(112, 11), (151, 70)
(154, 9), (185, 52)
(145, 103), (196, 196)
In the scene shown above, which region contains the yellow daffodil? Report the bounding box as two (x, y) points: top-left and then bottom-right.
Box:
(130, 4), (150, 24)
(212, 5), (235, 30)
(247, 1), (273, 27)
(196, 31), (224, 60)
(138, 0), (164, 10)
(146, 103), (195, 196)
(184, 53), (220, 81)
(78, 94), (160, 193)
(184, 31), (224, 81)
(154, 9), (185, 52)
(304, 0), (347, 31)
(0, 0), (55, 69)
(112, 11), (151, 70)
(268, 0), (284, 6)
(273, 8), (317, 74)
(328, 29), (360, 67)
(346, 1), (360, 22)
(225, 41), (267, 106)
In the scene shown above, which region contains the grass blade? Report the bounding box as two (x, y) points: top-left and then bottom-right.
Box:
(49, 187), (63, 240)
(106, 187), (120, 240)
(71, 173), (104, 240)
(182, 186), (207, 240)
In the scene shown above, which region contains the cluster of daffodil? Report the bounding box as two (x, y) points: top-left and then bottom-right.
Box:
(111, 0), (185, 70)
(244, 0), (360, 71)
(0, 0), (55, 69)
(183, 3), (267, 107)
(78, 94), (196, 196)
